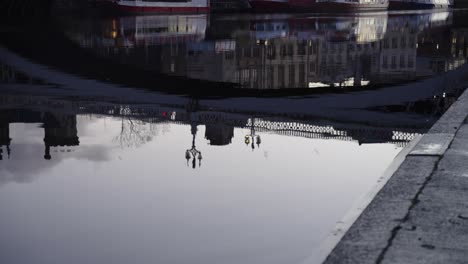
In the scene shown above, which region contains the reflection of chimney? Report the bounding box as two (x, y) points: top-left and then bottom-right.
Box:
(204, 124), (234, 146)
(43, 113), (80, 160)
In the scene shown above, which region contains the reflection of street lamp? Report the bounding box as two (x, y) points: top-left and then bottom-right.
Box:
(186, 143), (202, 169)
(245, 118), (261, 150)
(185, 100), (202, 169)
(186, 124), (202, 169)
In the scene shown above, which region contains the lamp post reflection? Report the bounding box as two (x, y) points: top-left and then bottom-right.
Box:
(245, 118), (261, 150)
(185, 122), (203, 169)
(185, 98), (202, 169)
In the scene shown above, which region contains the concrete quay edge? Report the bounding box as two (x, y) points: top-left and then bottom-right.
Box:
(320, 87), (468, 264)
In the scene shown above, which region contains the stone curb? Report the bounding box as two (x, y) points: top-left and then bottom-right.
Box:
(322, 87), (468, 264)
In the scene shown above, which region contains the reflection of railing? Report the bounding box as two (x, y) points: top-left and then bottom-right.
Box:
(0, 94), (422, 147)
(81, 105), (422, 147)
(247, 118), (419, 146)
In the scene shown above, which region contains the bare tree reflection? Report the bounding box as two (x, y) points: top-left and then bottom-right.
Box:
(113, 117), (160, 148)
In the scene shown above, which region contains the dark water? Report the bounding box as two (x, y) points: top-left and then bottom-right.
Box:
(0, 9), (467, 264)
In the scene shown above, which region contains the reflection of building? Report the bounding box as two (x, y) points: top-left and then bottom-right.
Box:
(237, 16), (387, 88)
(62, 12), (460, 89)
(416, 12), (467, 77)
(372, 15), (419, 83)
(204, 124), (234, 145)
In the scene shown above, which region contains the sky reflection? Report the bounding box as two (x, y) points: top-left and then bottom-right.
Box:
(0, 115), (401, 264)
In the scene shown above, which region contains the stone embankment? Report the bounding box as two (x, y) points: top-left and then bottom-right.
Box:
(324, 89), (468, 263)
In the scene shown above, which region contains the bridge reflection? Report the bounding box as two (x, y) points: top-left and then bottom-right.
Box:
(2, 11), (468, 166)
(0, 108), (79, 160)
(0, 92), (437, 164)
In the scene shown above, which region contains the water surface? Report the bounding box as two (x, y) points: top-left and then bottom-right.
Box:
(0, 9), (468, 264)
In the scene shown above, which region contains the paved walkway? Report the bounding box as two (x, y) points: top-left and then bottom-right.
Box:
(323, 89), (468, 264)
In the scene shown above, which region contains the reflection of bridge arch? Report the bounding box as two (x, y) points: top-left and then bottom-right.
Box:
(0, 108), (79, 160)
(4, 40), (467, 148)
(0, 93), (422, 148)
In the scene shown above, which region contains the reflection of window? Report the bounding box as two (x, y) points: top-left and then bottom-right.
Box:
(253, 47), (260, 58)
(401, 37), (406, 48)
(225, 51), (234, 60)
(269, 66), (274, 87)
(244, 48), (252, 57)
(278, 65), (285, 87)
(391, 56), (396, 69)
(267, 45), (276, 59)
(236, 48), (242, 59)
(241, 69), (250, 85)
(251, 69), (257, 82)
(280, 45), (287, 58)
(298, 41), (306, 55)
(299, 63), (305, 85)
(383, 39), (389, 49)
(409, 37), (416, 48)
(400, 55), (405, 68)
(392, 38), (398, 49)
(408, 55), (414, 68)
(383, 56), (388, 69)
(308, 42), (317, 54)
(289, 64), (295, 87)
(310, 62), (316, 72)
(288, 44), (294, 56)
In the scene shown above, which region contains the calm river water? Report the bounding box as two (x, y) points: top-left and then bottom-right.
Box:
(0, 9), (468, 264)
